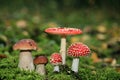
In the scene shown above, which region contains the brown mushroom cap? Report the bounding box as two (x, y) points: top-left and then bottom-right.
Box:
(34, 56), (48, 65)
(13, 39), (38, 50)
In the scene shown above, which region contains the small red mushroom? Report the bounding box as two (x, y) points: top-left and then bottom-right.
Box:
(45, 27), (82, 65)
(13, 39), (38, 71)
(67, 42), (90, 72)
(50, 53), (62, 72)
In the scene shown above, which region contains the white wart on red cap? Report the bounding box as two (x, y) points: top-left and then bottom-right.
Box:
(67, 42), (90, 57)
(50, 53), (62, 65)
(45, 27), (82, 35)
(13, 39), (38, 50)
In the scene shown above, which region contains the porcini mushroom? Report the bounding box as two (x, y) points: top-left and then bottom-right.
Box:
(50, 53), (62, 72)
(34, 55), (48, 75)
(45, 27), (82, 65)
(13, 39), (38, 71)
(67, 42), (90, 73)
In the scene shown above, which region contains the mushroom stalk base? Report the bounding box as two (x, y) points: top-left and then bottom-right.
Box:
(71, 58), (79, 72)
(18, 51), (34, 71)
(54, 65), (60, 72)
(60, 36), (66, 65)
(36, 64), (46, 75)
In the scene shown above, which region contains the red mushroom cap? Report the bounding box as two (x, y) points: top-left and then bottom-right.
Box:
(67, 42), (90, 57)
(13, 39), (38, 50)
(50, 53), (62, 65)
(45, 27), (82, 35)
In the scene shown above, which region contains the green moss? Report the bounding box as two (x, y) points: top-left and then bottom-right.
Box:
(0, 54), (120, 80)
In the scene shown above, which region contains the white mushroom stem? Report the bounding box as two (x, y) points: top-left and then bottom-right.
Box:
(36, 64), (46, 75)
(54, 65), (60, 72)
(71, 58), (79, 72)
(60, 35), (66, 65)
(18, 51), (34, 71)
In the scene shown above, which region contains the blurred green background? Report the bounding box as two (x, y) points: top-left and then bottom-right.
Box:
(0, 0), (120, 59)
(0, 0), (120, 80)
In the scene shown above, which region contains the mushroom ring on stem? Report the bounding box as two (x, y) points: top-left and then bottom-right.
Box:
(13, 39), (38, 71)
(34, 55), (48, 75)
(50, 53), (62, 72)
(67, 42), (90, 73)
(45, 27), (82, 65)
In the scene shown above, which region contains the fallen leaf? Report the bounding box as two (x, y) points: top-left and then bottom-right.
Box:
(103, 58), (113, 64)
(97, 25), (107, 33)
(111, 59), (117, 66)
(70, 36), (79, 43)
(96, 33), (106, 40)
(0, 54), (7, 59)
(16, 20), (27, 28)
(91, 52), (102, 63)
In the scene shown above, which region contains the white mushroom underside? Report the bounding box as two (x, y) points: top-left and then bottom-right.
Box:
(71, 58), (79, 72)
(18, 51), (34, 71)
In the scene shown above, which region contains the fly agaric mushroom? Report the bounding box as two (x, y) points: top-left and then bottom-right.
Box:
(67, 42), (90, 73)
(34, 55), (48, 75)
(50, 53), (62, 72)
(13, 39), (38, 71)
(45, 27), (82, 65)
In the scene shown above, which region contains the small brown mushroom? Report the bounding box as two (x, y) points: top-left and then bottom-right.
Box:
(34, 55), (48, 75)
(13, 39), (38, 71)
